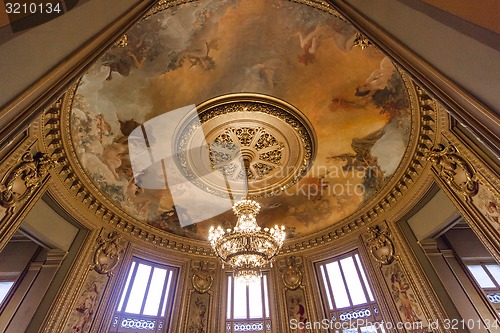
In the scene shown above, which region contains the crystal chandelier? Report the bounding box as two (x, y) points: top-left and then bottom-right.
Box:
(208, 199), (286, 284)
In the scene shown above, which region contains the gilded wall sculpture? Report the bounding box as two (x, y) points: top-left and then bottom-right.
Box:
(91, 231), (125, 276)
(427, 143), (479, 198)
(0, 152), (55, 210)
(364, 226), (395, 266)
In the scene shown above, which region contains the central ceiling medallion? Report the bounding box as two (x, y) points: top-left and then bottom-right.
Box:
(174, 93), (317, 199)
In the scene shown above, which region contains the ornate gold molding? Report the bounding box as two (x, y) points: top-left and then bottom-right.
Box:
(0, 151), (55, 209)
(279, 256), (304, 290)
(427, 143), (479, 198)
(353, 32), (372, 49)
(91, 231), (125, 276)
(365, 226), (395, 265)
(433, 133), (500, 262)
(381, 222), (452, 332)
(191, 261), (215, 294)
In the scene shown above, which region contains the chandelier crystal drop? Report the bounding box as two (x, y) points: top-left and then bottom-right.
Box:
(208, 199), (286, 284)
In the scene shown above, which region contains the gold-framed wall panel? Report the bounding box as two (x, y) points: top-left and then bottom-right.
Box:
(356, 237), (404, 333)
(273, 258), (307, 333)
(180, 259), (218, 333)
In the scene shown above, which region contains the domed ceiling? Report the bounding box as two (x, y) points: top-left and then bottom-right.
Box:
(66, 0), (417, 240)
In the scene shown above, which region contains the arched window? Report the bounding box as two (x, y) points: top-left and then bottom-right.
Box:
(316, 251), (384, 333)
(225, 273), (272, 332)
(109, 258), (178, 333)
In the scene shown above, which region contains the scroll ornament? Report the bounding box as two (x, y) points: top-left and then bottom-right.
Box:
(91, 231), (124, 276)
(365, 226), (395, 265)
(0, 152), (55, 208)
(427, 144), (479, 197)
(280, 256), (303, 290)
(353, 33), (372, 49)
(191, 261), (215, 294)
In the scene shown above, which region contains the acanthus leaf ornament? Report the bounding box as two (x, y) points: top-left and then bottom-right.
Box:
(365, 226), (395, 265)
(280, 256), (303, 290)
(91, 231), (125, 276)
(191, 261), (215, 294)
(353, 33), (372, 49)
(0, 152), (56, 209)
(427, 144), (479, 197)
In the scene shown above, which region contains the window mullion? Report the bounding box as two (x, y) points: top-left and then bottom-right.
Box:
(246, 283), (250, 320)
(353, 256), (372, 306)
(322, 264), (338, 311)
(338, 260), (354, 307)
(121, 261), (139, 313)
(260, 275), (266, 319)
(139, 266), (155, 315)
(483, 264), (500, 289)
(157, 269), (170, 317)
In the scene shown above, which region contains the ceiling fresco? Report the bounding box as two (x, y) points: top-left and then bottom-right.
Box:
(68, 0), (414, 240)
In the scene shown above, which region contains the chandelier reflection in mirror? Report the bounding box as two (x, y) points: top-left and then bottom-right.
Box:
(209, 199), (286, 284)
